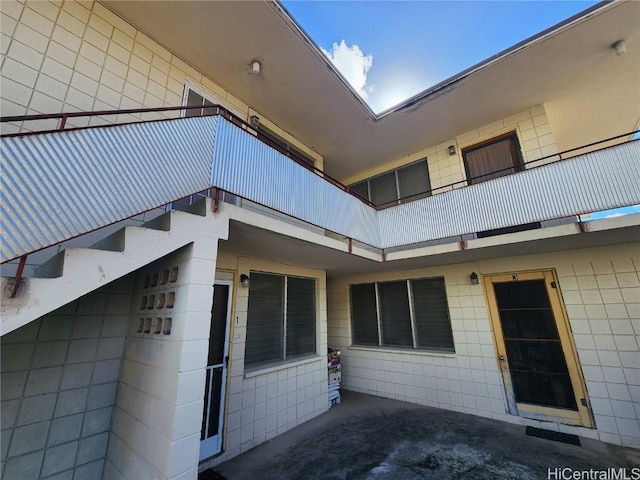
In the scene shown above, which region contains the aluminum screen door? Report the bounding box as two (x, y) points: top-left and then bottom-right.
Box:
(200, 282), (232, 460)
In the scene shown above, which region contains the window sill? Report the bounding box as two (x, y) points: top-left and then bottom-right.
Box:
(244, 355), (323, 378)
(348, 345), (456, 358)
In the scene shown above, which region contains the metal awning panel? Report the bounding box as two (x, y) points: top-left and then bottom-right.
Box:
(1, 117), (217, 262)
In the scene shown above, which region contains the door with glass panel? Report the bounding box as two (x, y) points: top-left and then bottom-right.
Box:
(484, 270), (593, 427)
(200, 281), (232, 460)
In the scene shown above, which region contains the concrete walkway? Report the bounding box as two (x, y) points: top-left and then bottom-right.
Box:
(202, 391), (639, 480)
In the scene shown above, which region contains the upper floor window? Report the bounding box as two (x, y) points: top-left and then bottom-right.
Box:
(184, 88), (218, 117)
(350, 277), (454, 353)
(258, 125), (316, 169)
(463, 132), (524, 185)
(245, 272), (316, 369)
(350, 159), (431, 207)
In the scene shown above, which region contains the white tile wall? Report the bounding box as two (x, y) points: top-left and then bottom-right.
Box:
(327, 243), (640, 448)
(0, 275), (132, 480)
(0, 0), (323, 167)
(200, 254), (329, 470)
(342, 105), (558, 192)
(105, 239), (220, 480)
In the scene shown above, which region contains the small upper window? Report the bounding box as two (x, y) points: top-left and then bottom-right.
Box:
(184, 89), (218, 117)
(462, 132), (524, 185)
(350, 159), (431, 207)
(258, 125), (315, 168)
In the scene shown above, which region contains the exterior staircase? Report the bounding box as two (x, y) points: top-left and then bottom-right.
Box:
(1, 198), (228, 335)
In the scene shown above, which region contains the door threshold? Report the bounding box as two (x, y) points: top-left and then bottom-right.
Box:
(525, 426), (581, 446)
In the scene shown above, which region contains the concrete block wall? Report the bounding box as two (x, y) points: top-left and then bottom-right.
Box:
(201, 253), (328, 469)
(0, 0), (322, 168)
(341, 105), (558, 192)
(1, 274), (132, 480)
(104, 236), (222, 480)
(327, 243), (640, 448)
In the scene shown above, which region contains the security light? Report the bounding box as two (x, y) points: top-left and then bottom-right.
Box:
(612, 40), (626, 56)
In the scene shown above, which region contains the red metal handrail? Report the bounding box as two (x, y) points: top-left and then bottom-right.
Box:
(376, 130), (640, 208)
(0, 104), (375, 208)
(1, 107), (637, 210)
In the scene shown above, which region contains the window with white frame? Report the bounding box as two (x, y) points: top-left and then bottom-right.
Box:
(350, 159), (431, 207)
(350, 277), (454, 352)
(182, 81), (241, 118)
(184, 88), (218, 117)
(245, 272), (316, 368)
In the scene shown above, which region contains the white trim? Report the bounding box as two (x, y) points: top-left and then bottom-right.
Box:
(199, 279), (234, 461)
(182, 78), (244, 118)
(348, 345), (456, 358)
(244, 355), (323, 378)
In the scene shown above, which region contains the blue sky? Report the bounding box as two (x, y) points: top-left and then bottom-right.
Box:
(282, 1), (599, 112)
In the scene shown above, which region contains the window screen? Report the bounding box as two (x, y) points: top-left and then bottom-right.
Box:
(350, 284), (379, 345)
(245, 273), (284, 366)
(184, 89), (219, 117)
(286, 277), (316, 357)
(350, 181), (369, 201)
(397, 161), (431, 201)
(350, 277), (454, 353)
(378, 281), (413, 347)
(369, 172), (398, 206)
(259, 126), (315, 168)
(185, 90), (205, 118)
(245, 272), (317, 368)
(411, 278), (454, 352)
(349, 159), (430, 207)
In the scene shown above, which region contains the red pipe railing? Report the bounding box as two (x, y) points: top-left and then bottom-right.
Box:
(0, 104), (376, 208)
(1, 107), (637, 211)
(376, 130), (640, 208)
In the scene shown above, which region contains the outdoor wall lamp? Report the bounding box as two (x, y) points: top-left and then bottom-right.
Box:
(448, 145), (456, 156)
(240, 274), (250, 287)
(250, 115), (260, 129)
(612, 40), (626, 56)
(469, 272), (479, 285)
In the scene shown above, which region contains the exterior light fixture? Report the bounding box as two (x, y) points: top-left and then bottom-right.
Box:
(448, 145), (456, 156)
(250, 115), (260, 129)
(251, 60), (261, 75)
(612, 40), (626, 56)
(470, 272), (479, 285)
(240, 274), (250, 287)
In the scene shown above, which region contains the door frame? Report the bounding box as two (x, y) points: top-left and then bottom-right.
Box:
(199, 278), (234, 461)
(484, 269), (594, 428)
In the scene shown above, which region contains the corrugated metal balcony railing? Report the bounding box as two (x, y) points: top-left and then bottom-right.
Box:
(2, 106), (639, 263)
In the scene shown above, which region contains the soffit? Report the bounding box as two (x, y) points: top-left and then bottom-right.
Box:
(102, 1), (639, 180)
(221, 221), (640, 278)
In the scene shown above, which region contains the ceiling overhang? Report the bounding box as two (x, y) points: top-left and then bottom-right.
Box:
(102, 1), (640, 179)
(221, 219), (640, 278)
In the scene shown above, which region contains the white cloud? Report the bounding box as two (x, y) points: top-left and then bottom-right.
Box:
(322, 40), (373, 99)
(604, 213), (624, 218)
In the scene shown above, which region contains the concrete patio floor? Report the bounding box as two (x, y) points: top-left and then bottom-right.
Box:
(201, 391), (639, 480)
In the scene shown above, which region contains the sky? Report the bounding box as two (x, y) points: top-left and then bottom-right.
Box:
(282, 1), (599, 112)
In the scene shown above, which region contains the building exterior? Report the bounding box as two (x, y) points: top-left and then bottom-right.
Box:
(0, 1), (639, 479)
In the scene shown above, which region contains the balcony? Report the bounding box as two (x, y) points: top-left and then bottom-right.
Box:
(2, 106), (639, 264)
